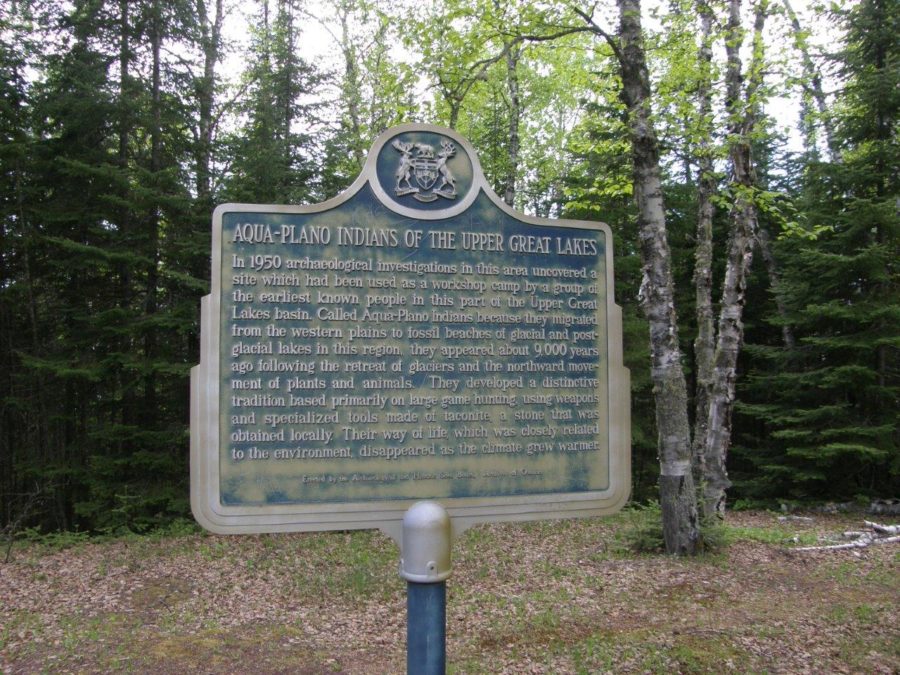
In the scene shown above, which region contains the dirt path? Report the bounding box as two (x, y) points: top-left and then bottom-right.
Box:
(1, 512), (897, 673)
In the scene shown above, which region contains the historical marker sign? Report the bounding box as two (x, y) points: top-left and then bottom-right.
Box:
(191, 124), (630, 539)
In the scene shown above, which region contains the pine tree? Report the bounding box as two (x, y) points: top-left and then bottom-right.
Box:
(734, 0), (899, 502)
(16, 0), (127, 530)
(1, 0), (202, 531)
(0, 0), (44, 522)
(223, 0), (322, 204)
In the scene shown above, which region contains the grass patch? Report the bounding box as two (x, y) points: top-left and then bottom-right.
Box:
(834, 632), (900, 672)
(815, 557), (900, 588)
(863, 555), (900, 586)
(136, 624), (338, 673)
(570, 633), (620, 673)
(12, 528), (93, 557)
(0, 610), (43, 654)
(608, 502), (817, 554)
(291, 530), (401, 602)
(828, 600), (892, 626)
(562, 628), (751, 674)
(668, 633), (747, 673)
(707, 522), (819, 548)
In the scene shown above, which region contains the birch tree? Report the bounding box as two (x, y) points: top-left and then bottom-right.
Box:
(701, 0), (769, 519)
(313, 0), (418, 194)
(574, 0), (701, 554)
(680, 0), (719, 483)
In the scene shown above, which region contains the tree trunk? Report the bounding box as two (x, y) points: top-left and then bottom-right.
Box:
(781, 0), (837, 161)
(701, 0), (768, 519)
(618, 0), (701, 554)
(691, 1), (717, 482)
(118, 0), (131, 172)
(143, 0), (162, 427)
(756, 227), (796, 349)
(195, 0), (224, 208)
(279, 0), (296, 176)
(117, 0), (136, 432)
(504, 44), (522, 207)
(446, 92), (462, 131)
(338, 0), (364, 168)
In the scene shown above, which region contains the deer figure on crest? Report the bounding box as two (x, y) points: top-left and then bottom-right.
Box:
(435, 140), (457, 198)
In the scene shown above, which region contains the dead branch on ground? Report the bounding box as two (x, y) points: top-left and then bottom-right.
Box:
(793, 521), (900, 552)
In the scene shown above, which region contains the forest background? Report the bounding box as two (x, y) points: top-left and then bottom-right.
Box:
(0, 0), (896, 544)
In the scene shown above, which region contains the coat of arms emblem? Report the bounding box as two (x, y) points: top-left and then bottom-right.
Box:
(392, 139), (458, 202)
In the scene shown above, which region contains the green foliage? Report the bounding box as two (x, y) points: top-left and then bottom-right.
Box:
(613, 502), (667, 554)
(733, 0), (899, 503)
(1, 0), (205, 534)
(2, 0), (897, 537)
(17, 527), (92, 551)
(221, 0), (324, 204)
(318, 1), (420, 198)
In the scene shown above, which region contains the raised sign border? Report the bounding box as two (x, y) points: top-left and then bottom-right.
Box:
(191, 124), (630, 541)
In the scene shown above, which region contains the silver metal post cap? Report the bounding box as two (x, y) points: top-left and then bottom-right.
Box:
(399, 501), (452, 583)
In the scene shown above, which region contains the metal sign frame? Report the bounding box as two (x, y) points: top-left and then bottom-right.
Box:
(191, 124), (630, 541)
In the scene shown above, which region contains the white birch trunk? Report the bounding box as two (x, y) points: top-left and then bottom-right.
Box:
(504, 44), (522, 207)
(701, 0), (768, 519)
(618, 0), (701, 554)
(692, 1), (718, 481)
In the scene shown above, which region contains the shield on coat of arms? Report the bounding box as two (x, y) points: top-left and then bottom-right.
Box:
(414, 158), (439, 190)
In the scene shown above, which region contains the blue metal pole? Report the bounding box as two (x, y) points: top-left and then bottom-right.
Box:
(400, 501), (452, 675)
(407, 581), (446, 675)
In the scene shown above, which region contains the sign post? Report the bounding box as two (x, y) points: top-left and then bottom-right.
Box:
(191, 123), (630, 670)
(401, 501), (451, 675)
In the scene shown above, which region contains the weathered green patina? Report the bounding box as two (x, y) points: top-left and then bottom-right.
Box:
(191, 125), (629, 538)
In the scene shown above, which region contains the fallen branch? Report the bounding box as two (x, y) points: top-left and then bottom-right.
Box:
(793, 521), (900, 552)
(864, 521), (900, 535)
(794, 535), (900, 552)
